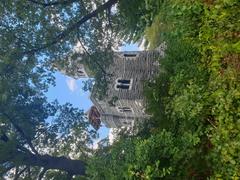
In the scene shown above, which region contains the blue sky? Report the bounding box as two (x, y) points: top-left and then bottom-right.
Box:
(46, 44), (139, 141)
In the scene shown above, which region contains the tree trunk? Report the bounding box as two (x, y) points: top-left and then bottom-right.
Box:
(19, 152), (86, 176)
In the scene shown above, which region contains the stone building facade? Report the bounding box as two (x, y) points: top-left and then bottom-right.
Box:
(88, 50), (162, 129)
(56, 44), (166, 129)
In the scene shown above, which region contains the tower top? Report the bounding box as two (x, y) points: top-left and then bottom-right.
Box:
(87, 106), (101, 130)
(53, 54), (89, 79)
(59, 62), (88, 79)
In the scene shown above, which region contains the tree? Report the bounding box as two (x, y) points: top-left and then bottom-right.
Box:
(1, 0), (118, 53)
(0, 1), (133, 178)
(0, 47), (99, 179)
(0, 0), (125, 100)
(0, 0), (128, 178)
(0, 0), (121, 62)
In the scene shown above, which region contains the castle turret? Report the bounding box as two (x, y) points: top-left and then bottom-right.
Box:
(53, 54), (89, 79)
(59, 62), (89, 79)
(56, 46), (164, 129)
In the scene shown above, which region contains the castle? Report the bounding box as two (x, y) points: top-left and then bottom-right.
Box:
(57, 46), (165, 129)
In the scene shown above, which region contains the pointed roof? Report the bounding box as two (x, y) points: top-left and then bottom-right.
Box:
(88, 106), (101, 130)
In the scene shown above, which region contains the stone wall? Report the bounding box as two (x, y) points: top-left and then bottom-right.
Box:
(90, 50), (161, 128)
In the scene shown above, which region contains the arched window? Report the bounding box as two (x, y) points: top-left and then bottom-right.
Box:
(115, 78), (132, 90)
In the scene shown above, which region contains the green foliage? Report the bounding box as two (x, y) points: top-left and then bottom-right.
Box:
(82, 50), (114, 100)
(88, 0), (239, 179)
(108, 96), (118, 106)
(87, 138), (136, 179)
(128, 130), (175, 179)
(0, 0), (122, 101)
(0, 0), (239, 179)
(198, 1), (240, 177)
(144, 0), (240, 178)
(144, 14), (168, 49)
(117, 0), (164, 42)
(0, 26), (96, 178)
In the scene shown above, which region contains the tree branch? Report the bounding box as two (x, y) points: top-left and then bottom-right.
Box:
(1, 112), (39, 155)
(14, 166), (19, 180)
(1, 165), (15, 176)
(106, 7), (113, 29)
(27, 166), (31, 179)
(14, 166), (28, 180)
(17, 153), (86, 176)
(23, 0), (118, 55)
(76, 35), (91, 57)
(27, 0), (78, 7)
(66, 172), (73, 180)
(38, 168), (47, 180)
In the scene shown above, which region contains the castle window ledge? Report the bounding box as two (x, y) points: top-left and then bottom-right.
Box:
(124, 54), (137, 57)
(117, 106), (133, 113)
(119, 52), (139, 59)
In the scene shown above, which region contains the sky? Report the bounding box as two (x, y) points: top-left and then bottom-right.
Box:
(45, 43), (139, 144)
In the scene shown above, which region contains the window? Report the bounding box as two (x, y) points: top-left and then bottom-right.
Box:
(117, 106), (132, 113)
(76, 69), (87, 77)
(123, 54), (137, 57)
(115, 78), (132, 90)
(117, 79), (131, 84)
(77, 69), (84, 74)
(116, 84), (129, 89)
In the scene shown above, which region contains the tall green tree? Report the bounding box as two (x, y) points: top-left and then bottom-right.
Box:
(0, 0), (131, 99)
(0, 1), (123, 178)
(0, 46), (99, 179)
(0, 0), (120, 76)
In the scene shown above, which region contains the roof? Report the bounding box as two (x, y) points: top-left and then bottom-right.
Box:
(88, 106), (101, 130)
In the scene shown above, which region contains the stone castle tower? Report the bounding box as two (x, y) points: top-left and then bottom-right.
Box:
(87, 49), (164, 129)
(56, 45), (166, 129)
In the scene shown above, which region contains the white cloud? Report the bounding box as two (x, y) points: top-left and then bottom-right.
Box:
(66, 77), (78, 92)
